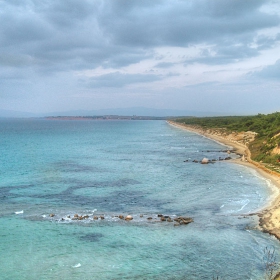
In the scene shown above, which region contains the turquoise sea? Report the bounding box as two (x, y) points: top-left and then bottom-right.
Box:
(1, 119), (279, 279)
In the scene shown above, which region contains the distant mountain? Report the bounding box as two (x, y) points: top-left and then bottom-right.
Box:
(0, 107), (232, 118)
(0, 109), (41, 118)
(45, 107), (227, 117)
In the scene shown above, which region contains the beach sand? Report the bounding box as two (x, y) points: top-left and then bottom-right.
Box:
(167, 120), (280, 242)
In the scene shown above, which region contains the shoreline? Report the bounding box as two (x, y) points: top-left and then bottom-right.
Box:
(167, 120), (280, 241)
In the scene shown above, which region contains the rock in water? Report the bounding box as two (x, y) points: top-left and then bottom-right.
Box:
(125, 215), (133, 221)
(201, 158), (209, 164)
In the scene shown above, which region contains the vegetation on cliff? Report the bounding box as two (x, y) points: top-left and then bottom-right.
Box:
(173, 112), (280, 172)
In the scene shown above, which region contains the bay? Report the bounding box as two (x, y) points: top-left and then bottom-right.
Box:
(0, 119), (279, 279)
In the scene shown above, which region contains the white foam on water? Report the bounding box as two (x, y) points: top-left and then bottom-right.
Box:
(236, 199), (250, 212)
(72, 263), (81, 268)
(242, 165), (279, 210)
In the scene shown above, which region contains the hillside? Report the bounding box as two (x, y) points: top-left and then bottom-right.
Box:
(173, 112), (280, 173)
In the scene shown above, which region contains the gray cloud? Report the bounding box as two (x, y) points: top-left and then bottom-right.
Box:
(0, 0), (280, 114)
(185, 42), (260, 65)
(0, 0), (279, 74)
(87, 72), (161, 88)
(255, 33), (280, 50)
(39, 0), (96, 27)
(253, 59), (280, 79)
(155, 62), (176, 68)
(98, 0), (278, 47)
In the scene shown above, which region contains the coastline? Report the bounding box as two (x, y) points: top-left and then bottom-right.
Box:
(167, 120), (280, 241)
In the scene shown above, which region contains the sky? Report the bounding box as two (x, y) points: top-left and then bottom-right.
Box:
(1, 0), (280, 116)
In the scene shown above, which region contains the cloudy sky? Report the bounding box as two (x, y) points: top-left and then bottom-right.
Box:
(1, 0), (280, 115)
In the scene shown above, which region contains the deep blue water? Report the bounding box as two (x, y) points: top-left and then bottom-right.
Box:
(0, 119), (279, 279)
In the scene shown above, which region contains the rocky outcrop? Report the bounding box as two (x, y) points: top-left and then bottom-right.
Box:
(173, 217), (194, 226)
(47, 212), (193, 227)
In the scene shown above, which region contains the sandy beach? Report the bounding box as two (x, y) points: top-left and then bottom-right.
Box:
(167, 120), (280, 242)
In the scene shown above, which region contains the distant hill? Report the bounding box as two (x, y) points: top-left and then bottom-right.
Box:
(45, 108), (190, 117)
(0, 109), (39, 118)
(0, 107), (232, 118)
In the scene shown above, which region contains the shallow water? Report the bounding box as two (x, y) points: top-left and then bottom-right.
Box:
(0, 119), (279, 279)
